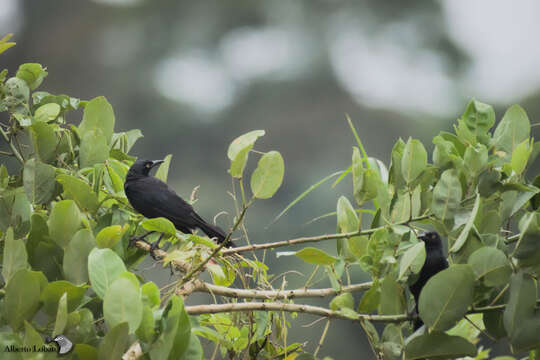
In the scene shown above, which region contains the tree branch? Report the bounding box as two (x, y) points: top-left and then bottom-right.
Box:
(0, 127), (24, 164)
(184, 302), (410, 323)
(222, 214), (430, 255)
(177, 280), (373, 299)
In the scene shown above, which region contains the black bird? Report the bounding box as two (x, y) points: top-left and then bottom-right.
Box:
(408, 231), (448, 330)
(124, 159), (228, 253)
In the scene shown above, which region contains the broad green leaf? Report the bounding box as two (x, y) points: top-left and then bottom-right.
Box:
(40, 280), (87, 315)
(295, 247), (338, 265)
(79, 96), (115, 144)
(405, 332), (477, 359)
(57, 174), (99, 213)
(2, 228), (28, 284)
(454, 118), (476, 145)
(104, 277), (143, 333)
(493, 104), (530, 156)
(389, 138), (406, 188)
(3, 269), (41, 331)
(503, 271), (536, 337)
(357, 282), (380, 313)
(431, 169), (462, 220)
(34, 103), (60, 122)
(30, 121), (58, 163)
(379, 276), (405, 315)
(73, 344), (99, 360)
(460, 99), (495, 145)
(0, 188), (32, 239)
(48, 200), (82, 248)
(97, 322), (129, 360)
(514, 212), (540, 266)
(79, 128), (109, 168)
(24, 321), (44, 351)
(227, 130), (265, 178)
(464, 144), (488, 175)
(398, 242), (425, 280)
(16, 63), (48, 90)
(401, 138), (427, 184)
(53, 293), (68, 336)
(337, 196), (359, 233)
(63, 229), (96, 285)
(142, 217), (177, 236)
(250, 151), (284, 199)
(96, 225), (127, 249)
(154, 154), (172, 182)
(348, 235), (369, 259)
(150, 296), (191, 360)
(390, 193), (411, 223)
(330, 293), (354, 311)
(180, 334), (204, 360)
(450, 194), (480, 253)
(511, 139), (531, 175)
(87, 248), (127, 299)
(141, 282), (161, 309)
(136, 305), (156, 343)
(418, 265), (475, 331)
(468, 247), (511, 287)
(23, 158), (57, 204)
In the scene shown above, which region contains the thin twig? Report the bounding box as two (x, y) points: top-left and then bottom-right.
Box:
(0, 127), (24, 164)
(222, 215), (430, 255)
(313, 319), (330, 357)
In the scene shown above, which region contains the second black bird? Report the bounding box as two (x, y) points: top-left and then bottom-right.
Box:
(408, 231), (448, 330)
(125, 159), (228, 248)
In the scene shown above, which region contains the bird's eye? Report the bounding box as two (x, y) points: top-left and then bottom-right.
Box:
(145, 163), (151, 168)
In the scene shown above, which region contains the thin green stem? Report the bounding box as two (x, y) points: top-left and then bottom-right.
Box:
(0, 127), (24, 164)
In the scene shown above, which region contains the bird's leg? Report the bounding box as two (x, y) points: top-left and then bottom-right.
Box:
(149, 233), (164, 261)
(129, 231), (156, 248)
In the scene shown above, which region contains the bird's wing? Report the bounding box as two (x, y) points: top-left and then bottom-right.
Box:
(129, 177), (200, 231)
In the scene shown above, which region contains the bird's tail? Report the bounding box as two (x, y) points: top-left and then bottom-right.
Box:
(195, 216), (232, 246)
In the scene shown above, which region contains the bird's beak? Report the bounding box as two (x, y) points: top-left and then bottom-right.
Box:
(150, 160), (164, 168)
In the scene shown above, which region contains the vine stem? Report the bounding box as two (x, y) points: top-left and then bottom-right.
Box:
(0, 127), (24, 164)
(222, 214), (430, 255)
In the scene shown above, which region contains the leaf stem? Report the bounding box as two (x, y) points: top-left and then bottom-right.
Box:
(0, 126), (24, 164)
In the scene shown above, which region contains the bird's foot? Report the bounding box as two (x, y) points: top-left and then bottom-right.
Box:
(149, 234), (164, 261)
(128, 231), (156, 248)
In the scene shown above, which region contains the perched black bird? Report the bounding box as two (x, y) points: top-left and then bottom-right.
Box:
(408, 231), (448, 330)
(124, 159), (228, 253)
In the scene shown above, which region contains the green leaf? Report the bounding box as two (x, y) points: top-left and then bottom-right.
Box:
(136, 305), (156, 343)
(460, 99), (495, 145)
(493, 104), (530, 156)
(379, 275), (405, 315)
(16, 63), (47, 90)
(73, 344), (99, 360)
(227, 130), (265, 178)
(405, 332), (477, 359)
(511, 139), (531, 175)
(57, 174), (99, 213)
(450, 194), (480, 253)
(180, 334), (204, 360)
(514, 212), (540, 266)
(150, 296), (191, 360)
(398, 242), (425, 280)
(464, 144), (488, 175)
(23, 158), (57, 205)
(468, 247), (511, 287)
(337, 196), (359, 233)
(34, 103), (60, 122)
(53, 292), (68, 336)
(390, 193), (411, 223)
(97, 322), (129, 360)
(0, 33), (16, 55)
(330, 293), (354, 311)
(295, 247), (338, 265)
(418, 265), (475, 331)
(250, 151), (284, 199)
(40, 280), (87, 315)
(503, 271), (536, 337)
(87, 248), (127, 299)
(352, 147), (364, 202)
(79, 96), (115, 144)
(30, 121), (58, 164)
(63, 229), (96, 285)
(141, 282), (161, 309)
(401, 138), (427, 184)
(142, 217), (177, 236)
(389, 138), (406, 188)
(104, 277), (143, 333)
(154, 154), (172, 182)
(2, 228), (28, 285)
(79, 128), (109, 168)
(431, 169), (462, 220)
(357, 282), (380, 313)
(48, 200), (82, 248)
(96, 225), (127, 249)
(3, 269), (42, 331)
(24, 321), (44, 351)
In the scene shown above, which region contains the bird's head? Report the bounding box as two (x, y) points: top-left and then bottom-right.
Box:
(127, 159), (164, 178)
(418, 231), (442, 250)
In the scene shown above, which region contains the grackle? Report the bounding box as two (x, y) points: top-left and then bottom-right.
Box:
(124, 159), (228, 256)
(408, 231), (448, 330)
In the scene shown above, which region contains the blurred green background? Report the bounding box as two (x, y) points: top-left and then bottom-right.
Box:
(3, 0), (540, 357)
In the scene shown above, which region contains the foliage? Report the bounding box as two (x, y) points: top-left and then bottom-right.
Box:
(1, 43), (540, 360)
